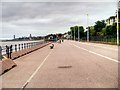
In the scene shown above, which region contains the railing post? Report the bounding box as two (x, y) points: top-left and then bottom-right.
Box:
(33, 42), (35, 46)
(24, 43), (26, 49)
(32, 43), (33, 47)
(27, 43), (28, 48)
(19, 44), (20, 51)
(28, 43), (30, 48)
(30, 43), (31, 48)
(26, 43), (28, 48)
(27, 43), (29, 48)
(21, 44), (23, 49)
(6, 45), (9, 58)
(30, 43), (32, 47)
(9, 45), (13, 59)
(31, 43), (32, 47)
(0, 46), (2, 60)
(15, 44), (17, 51)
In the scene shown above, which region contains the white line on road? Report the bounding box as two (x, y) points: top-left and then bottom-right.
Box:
(69, 43), (119, 63)
(20, 50), (52, 90)
(73, 41), (118, 51)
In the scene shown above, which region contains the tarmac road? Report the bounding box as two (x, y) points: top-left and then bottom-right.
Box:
(2, 40), (119, 89)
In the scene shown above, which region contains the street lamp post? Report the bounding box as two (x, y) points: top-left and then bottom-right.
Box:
(117, 2), (119, 45)
(87, 14), (89, 42)
(71, 29), (72, 40)
(74, 27), (75, 41)
(78, 26), (80, 42)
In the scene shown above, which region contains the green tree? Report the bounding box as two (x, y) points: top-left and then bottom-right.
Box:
(57, 33), (63, 39)
(70, 27), (74, 39)
(72, 26), (85, 38)
(67, 31), (71, 35)
(94, 20), (106, 36)
(118, 7), (120, 40)
(79, 26), (85, 38)
(104, 23), (117, 36)
(105, 25), (112, 36)
(89, 26), (96, 36)
(70, 26), (85, 40)
(101, 28), (106, 36)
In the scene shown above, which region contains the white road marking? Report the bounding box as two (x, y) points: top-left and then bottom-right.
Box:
(20, 51), (52, 90)
(73, 41), (118, 51)
(69, 43), (119, 63)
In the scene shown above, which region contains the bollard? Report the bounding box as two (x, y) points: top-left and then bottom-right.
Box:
(18, 44), (20, 51)
(0, 46), (2, 60)
(9, 45), (13, 59)
(6, 45), (9, 58)
(15, 44), (17, 51)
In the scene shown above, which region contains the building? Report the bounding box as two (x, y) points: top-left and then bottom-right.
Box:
(13, 35), (15, 39)
(64, 33), (71, 39)
(106, 16), (117, 25)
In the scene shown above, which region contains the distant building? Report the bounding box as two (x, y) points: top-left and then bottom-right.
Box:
(44, 34), (57, 41)
(106, 16), (117, 25)
(64, 33), (71, 39)
(29, 34), (32, 40)
(13, 35), (15, 39)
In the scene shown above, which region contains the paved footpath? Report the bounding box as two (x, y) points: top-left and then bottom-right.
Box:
(2, 40), (119, 88)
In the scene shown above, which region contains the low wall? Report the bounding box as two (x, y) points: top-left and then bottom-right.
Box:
(0, 58), (17, 75)
(0, 42), (52, 75)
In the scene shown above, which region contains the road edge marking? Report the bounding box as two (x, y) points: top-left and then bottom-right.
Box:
(20, 50), (52, 90)
(72, 41), (118, 51)
(69, 43), (119, 63)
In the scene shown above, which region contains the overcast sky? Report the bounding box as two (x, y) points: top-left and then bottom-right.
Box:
(1, 0), (118, 39)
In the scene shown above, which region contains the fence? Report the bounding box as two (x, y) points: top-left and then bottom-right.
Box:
(81, 35), (118, 44)
(0, 41), (48, 60)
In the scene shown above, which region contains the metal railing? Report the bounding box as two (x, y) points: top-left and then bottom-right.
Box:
(0, 41), (48, 60)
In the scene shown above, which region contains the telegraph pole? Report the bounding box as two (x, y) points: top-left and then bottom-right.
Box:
(87, 14), (89, 42)
(78, 26), (80, 42)
(71, 30), (72, 40)
(117, 1), (119, 45)
(74, 27), (75, 41)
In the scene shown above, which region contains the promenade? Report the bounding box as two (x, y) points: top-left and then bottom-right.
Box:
(2, 40), (119, 89)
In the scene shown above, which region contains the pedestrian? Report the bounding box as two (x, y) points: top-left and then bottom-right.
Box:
(0, 46), (2, 60)
(59, 39), (61, 44)
(9, 45), (13, 59)
(6, 45), (9, 58)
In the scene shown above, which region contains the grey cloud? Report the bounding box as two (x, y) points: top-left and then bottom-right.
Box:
(1, 2), (117, 38)
(1, 0), (118, 2)
(2, 2), (116, 21)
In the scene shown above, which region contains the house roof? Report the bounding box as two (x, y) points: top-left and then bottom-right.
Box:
(106, 16), (116, 21)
